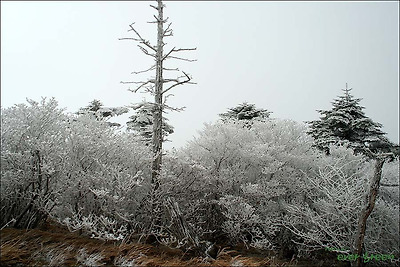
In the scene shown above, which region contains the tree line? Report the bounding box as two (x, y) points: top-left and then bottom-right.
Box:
(1, 0), (398, 265)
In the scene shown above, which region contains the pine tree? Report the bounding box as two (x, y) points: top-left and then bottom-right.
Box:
(127, 102), (174, 144)
(307, 83), (391, 156)
(77, 99), (104, 117)
(219, 102), (272, 127)
(77, 99), (128, 126)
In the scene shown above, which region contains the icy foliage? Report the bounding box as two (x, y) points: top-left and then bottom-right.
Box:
(1, 98), (151, 236)
(126, 101), (174, 143)
(166, 119), (398, 257)
(1, 98), (398, 262)
(1, 97), (69, 228)
(219, 102), (272, 127)
(76, 99), (129, 127)
(307, 84), (394, 156)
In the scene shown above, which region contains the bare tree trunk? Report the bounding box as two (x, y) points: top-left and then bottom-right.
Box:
(151, 0), (164, 190)
(352, 157), (385, 267)
(121, 0), (195, 190)
(165, 197), (199, 248)
(120, 0), (195, 245)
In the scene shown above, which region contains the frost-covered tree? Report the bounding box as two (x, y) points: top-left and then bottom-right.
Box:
(219, 102), (271, 127)
(56, 113), (152, 240)
(78, 99), (103, 113)
(167, 119), (398, 260)
(77, 99), (129, 126)
(1, 97), (152, 235)
(307, 83), (389, 156)
(120, 0), (196, 189)
(166, 119), (318, 253)
(127, 102), (174, 144)
(119, 0), (197, 249)
(1, 98), (69, 229)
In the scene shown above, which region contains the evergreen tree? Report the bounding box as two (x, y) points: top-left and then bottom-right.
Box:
(77, 99), (128, 126)
(219, 102), (272, 127)
(307, 83), (392, 156)
(127, 102), (174, 144)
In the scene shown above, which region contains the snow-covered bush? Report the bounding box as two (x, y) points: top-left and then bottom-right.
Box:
(1, 98), (152, 236)
(283, 146), (371, 255)
(283, 146), (399, 262)
(53, 113), (152, 238)
(1, 98), (69, 228)
(2, 97), (397, 262)
(168, 119), (399, 260)
(364, 160), (399, 260)
(167, 119), (318, 250)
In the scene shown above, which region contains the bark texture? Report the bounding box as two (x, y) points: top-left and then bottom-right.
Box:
(352, 157), (385, 267)
(151, 0), (164, 190)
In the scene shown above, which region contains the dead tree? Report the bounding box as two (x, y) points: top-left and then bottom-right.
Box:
(120, 0), (196, 246)
(352, 151), (394, 267)
(120, 0), (196, 189)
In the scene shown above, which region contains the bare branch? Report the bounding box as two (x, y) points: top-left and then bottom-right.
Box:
(144, 86), (155, 95)
(162, 78), (179, 83)
(163, 94), (174, 104)
(131, 83), (150, 93)
(172, 47), (197, 52)
(163, 47), (197, 61)
(138, 45), (156, 57)
(128, 24), (157, 52)
(162, 71), (194, 94)
(163, 67), (180, 72)
(121, 80), (155, 93)
(119, 37), (141, 41)
(120, 81), (140, 84)
(163, 22), (173, 36)
(153, 15), (169, 24)
(167, 55), (197, 62)
(132, 65), (156, 75)
(149, 4), (158, 10)
(162, 47), (176, 61)
(163, 103), (186, 112)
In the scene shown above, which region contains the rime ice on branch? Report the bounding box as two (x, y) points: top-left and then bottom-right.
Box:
(119, 0), (196, 185)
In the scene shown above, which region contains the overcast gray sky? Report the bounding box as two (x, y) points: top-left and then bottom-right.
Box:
(1, 1), (399, 150)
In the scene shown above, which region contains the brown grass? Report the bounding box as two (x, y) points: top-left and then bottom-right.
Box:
(1, 222), (348, 267)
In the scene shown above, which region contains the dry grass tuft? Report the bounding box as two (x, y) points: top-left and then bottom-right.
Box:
(1, 222), (348, 266)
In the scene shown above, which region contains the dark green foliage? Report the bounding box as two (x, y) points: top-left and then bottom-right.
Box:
(219, 102), (272, 127)
(127, 102), (174, 144)
(307, 84), (394, 156)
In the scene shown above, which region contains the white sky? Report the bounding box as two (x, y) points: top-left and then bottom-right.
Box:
(1, 1), (399, 150)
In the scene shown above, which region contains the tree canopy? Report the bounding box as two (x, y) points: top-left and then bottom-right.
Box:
(307, 84), (394, 156)
(77, 99), (129, 127)
(126, 102), (174, 144)
(219, 102), (272, 127)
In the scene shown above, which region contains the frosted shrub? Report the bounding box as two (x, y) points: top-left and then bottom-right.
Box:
(364, 160), (399, 259)
(53, 113), (151, 240)
(172, 118), (398, 259)
(218, 195), (260, 244)
(63, 214), (128, 241)
(1, 97), (152, 237)
(171, 119), (318, 250)
(1, 98), (69, 228)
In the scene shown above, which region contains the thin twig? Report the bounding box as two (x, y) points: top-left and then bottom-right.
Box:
(132, 65), (156, 75)
(167, 55), (197, 62)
